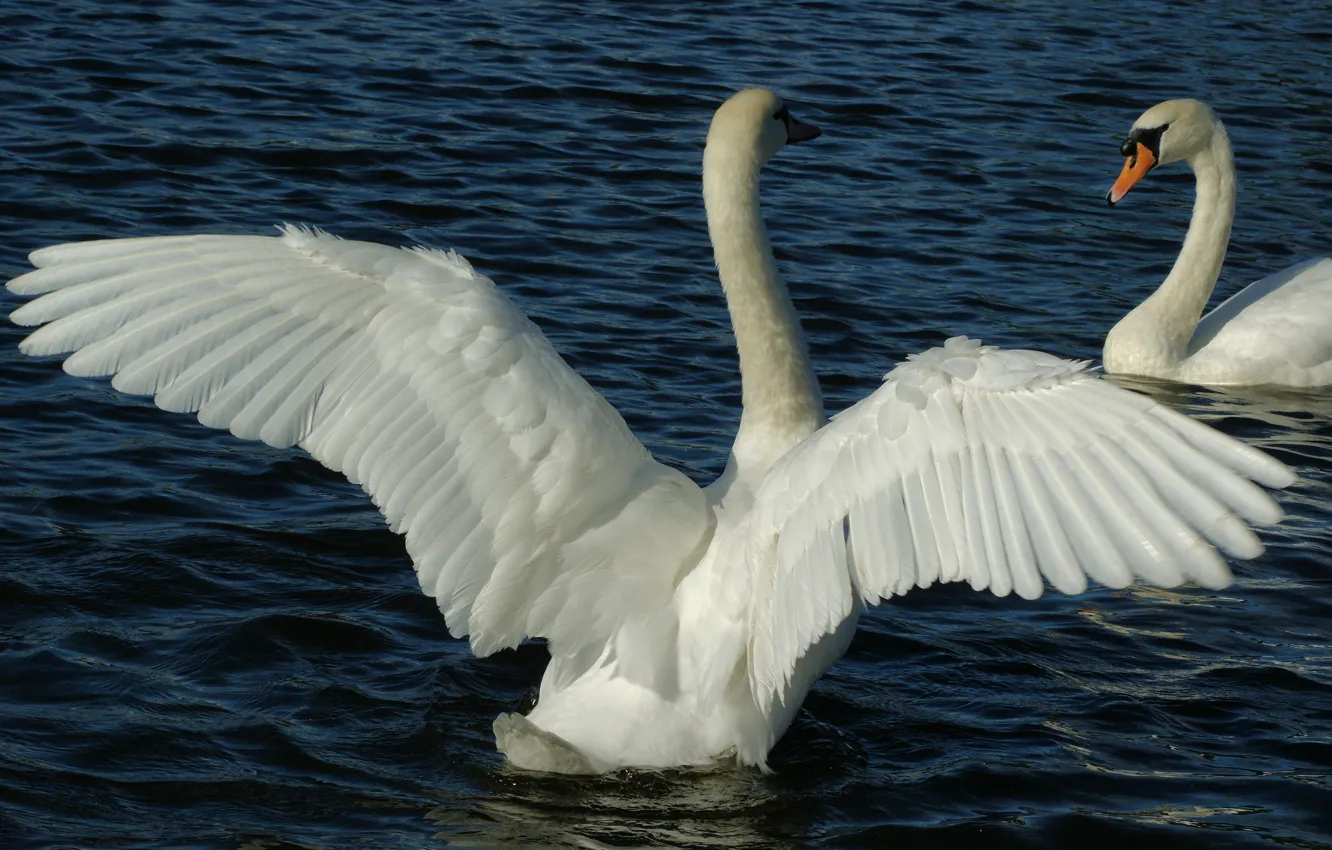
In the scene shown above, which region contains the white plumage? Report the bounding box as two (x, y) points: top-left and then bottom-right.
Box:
(7, 89), (1294, 774)
(744, 337), (1289, 714)
(1103, 98), (1332, 387)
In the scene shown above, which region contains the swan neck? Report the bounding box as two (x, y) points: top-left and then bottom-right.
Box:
(703, 148), (823, 470)
(1155, 131), (1236, 343)
(1106, 128), (1235, 375)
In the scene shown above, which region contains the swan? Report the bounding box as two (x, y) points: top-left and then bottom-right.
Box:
(6, 89), (1296, 774)
(1103, 98), (1332, 387)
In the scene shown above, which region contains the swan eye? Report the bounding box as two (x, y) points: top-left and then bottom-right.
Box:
(773, 106), (790, 124)
(1123, 123), (1170, 160)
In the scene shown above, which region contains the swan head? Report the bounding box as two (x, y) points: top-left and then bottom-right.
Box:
(706, 89), (821, 169)
(1106, 99), (1220, 205)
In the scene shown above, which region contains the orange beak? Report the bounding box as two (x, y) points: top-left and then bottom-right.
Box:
(1106, 142), (1157, 206)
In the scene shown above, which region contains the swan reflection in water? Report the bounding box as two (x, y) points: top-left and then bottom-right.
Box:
(424, 764), (808, 849)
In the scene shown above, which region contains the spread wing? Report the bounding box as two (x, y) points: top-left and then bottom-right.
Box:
(7, 225), (710, 658)
(747, 337), (1294, 711)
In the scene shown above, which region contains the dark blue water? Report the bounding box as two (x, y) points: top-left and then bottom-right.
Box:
(3, 1), (1331, 847)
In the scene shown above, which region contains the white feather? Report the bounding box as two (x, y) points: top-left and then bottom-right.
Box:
(744, 340), (1292, 712)
(6, 90), (1294, 776)
(1103, 99), (1332, 388)
(8, 227), (708, 663)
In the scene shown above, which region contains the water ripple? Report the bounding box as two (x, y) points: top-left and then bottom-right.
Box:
(2, 0), (1332, 847)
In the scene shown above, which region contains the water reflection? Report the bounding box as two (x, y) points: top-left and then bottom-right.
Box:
(427, 765), (804, 849)
(1105, 373), (1332, 433)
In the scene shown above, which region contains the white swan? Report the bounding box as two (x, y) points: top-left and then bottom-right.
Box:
(1103, 98), (1332, 387)
(6, 89), (1296, 774)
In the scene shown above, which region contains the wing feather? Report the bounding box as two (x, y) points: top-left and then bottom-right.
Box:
(988, 444), (1042, 599)
(960, 414), (1005, 594)
(8, 225), (710, 657)
(902, 471), (939, 590)
(113, 300), (268, 395)
(1011, 395), (1125, 589)
(199, 319), (329, 435)
(1011, 450), (1087, 595)
(746, 336), (1293, 711)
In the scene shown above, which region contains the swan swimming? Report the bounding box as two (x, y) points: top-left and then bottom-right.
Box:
(6, 89), (1297, 774)
(1103, 98), (1332, 387)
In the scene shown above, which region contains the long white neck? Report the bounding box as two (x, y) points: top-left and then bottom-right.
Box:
(1105, 128), (1236, 376)
(703, 146), (823, 473)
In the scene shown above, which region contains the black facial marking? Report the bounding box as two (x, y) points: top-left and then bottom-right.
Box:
(1120, 123), (1170, 162)
(777, 102), (821, 144)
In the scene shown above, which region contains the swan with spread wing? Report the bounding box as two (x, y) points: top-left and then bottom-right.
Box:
(7, 89), (1295, 774)
(1104, 98), (1332, 387)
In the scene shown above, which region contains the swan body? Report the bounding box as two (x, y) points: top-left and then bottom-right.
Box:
(6, 90), (1296, 774)
(1103, 98), (1332, 387)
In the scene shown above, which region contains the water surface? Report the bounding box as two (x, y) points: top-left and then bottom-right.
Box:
(2, 1), (1331, 847)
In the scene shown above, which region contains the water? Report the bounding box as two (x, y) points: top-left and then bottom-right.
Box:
(2, 0), (1331, 846)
